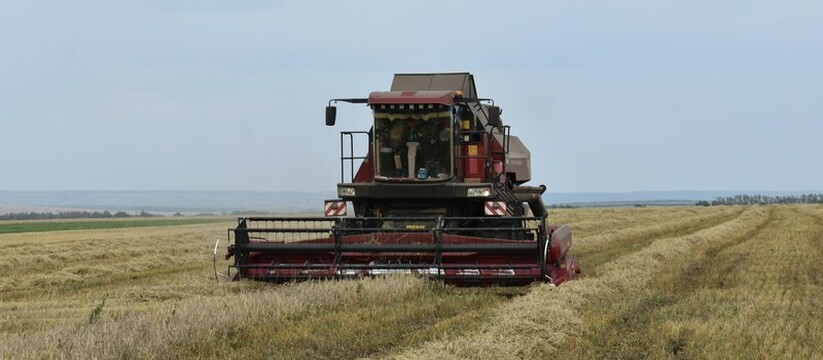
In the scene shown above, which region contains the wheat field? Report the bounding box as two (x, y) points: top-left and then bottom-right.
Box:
(1, 205), (821, 359)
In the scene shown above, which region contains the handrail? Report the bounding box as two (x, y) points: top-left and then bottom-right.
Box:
(340, 131), (370, 183)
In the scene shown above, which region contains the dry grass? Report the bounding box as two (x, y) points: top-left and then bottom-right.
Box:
(0, 218), (511, 359)
(556, 205), (823, 359)
(390, 207), (775, 359)
(2, 206), (821, 359)
(631, 205), (823, 358)
(2, 275), (463, 359)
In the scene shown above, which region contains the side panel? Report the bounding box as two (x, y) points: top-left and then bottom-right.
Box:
(353, 147), (374, 183)
(495, 134), (531, 184)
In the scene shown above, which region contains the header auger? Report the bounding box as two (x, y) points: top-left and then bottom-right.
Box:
(223, 73), (579, 286)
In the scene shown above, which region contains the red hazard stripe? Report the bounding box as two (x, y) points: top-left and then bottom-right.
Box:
(484, 201), (507, 216)
(325, 201), (347, 216)
(485, 202), (497, 215)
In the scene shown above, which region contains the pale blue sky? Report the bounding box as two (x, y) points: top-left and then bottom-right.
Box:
(1, 1), (821, 192)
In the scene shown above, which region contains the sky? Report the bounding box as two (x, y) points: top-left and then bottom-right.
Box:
(1, 1), (821, 193)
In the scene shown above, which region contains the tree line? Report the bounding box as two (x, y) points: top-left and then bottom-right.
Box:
(696, 193), (823, 206)
(0, 210), (157, 221)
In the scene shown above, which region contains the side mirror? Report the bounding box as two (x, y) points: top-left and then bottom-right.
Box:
(487, 106), (501, 127)
(325, 106), (337, 126)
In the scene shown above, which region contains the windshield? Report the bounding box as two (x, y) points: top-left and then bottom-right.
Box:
(373, 109), (453, 180)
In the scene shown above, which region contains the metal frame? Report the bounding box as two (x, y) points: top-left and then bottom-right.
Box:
(228, 216), (548, 283)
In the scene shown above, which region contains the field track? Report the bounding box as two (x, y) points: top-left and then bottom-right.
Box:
(1, 205), (821, 359)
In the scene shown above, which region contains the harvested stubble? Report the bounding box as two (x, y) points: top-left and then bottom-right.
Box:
(0, 219), (510, 359)
(549, 206), (730, 238)
(629, 205), (823, 358)
(391, 207), (770, 359)
(4, 206), (821, 359)
(3, 275), (423, 359)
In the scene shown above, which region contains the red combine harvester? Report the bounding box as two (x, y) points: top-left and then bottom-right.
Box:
(223, 73), (579, 286)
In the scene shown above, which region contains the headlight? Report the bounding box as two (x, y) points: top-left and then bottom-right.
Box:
(467, 186), (492, 197)
(337, 187), (356, 197)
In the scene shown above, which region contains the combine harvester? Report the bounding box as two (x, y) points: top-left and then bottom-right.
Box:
(221, 73), (579, 286)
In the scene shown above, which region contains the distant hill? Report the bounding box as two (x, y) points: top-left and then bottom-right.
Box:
(0, 190), (820, 214)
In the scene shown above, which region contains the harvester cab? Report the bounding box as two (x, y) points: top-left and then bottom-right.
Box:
(223, 73), (579, 286)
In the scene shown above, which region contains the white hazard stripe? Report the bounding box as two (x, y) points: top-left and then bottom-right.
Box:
(324, 200), (347, 216)
(484, 201), (508, 216)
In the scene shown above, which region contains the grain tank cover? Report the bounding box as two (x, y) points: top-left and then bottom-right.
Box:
(391, 73), (478, 99)
(368, 90), (457, 105)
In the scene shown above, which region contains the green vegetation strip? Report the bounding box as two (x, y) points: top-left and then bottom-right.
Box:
(0, 218), (232, 234)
